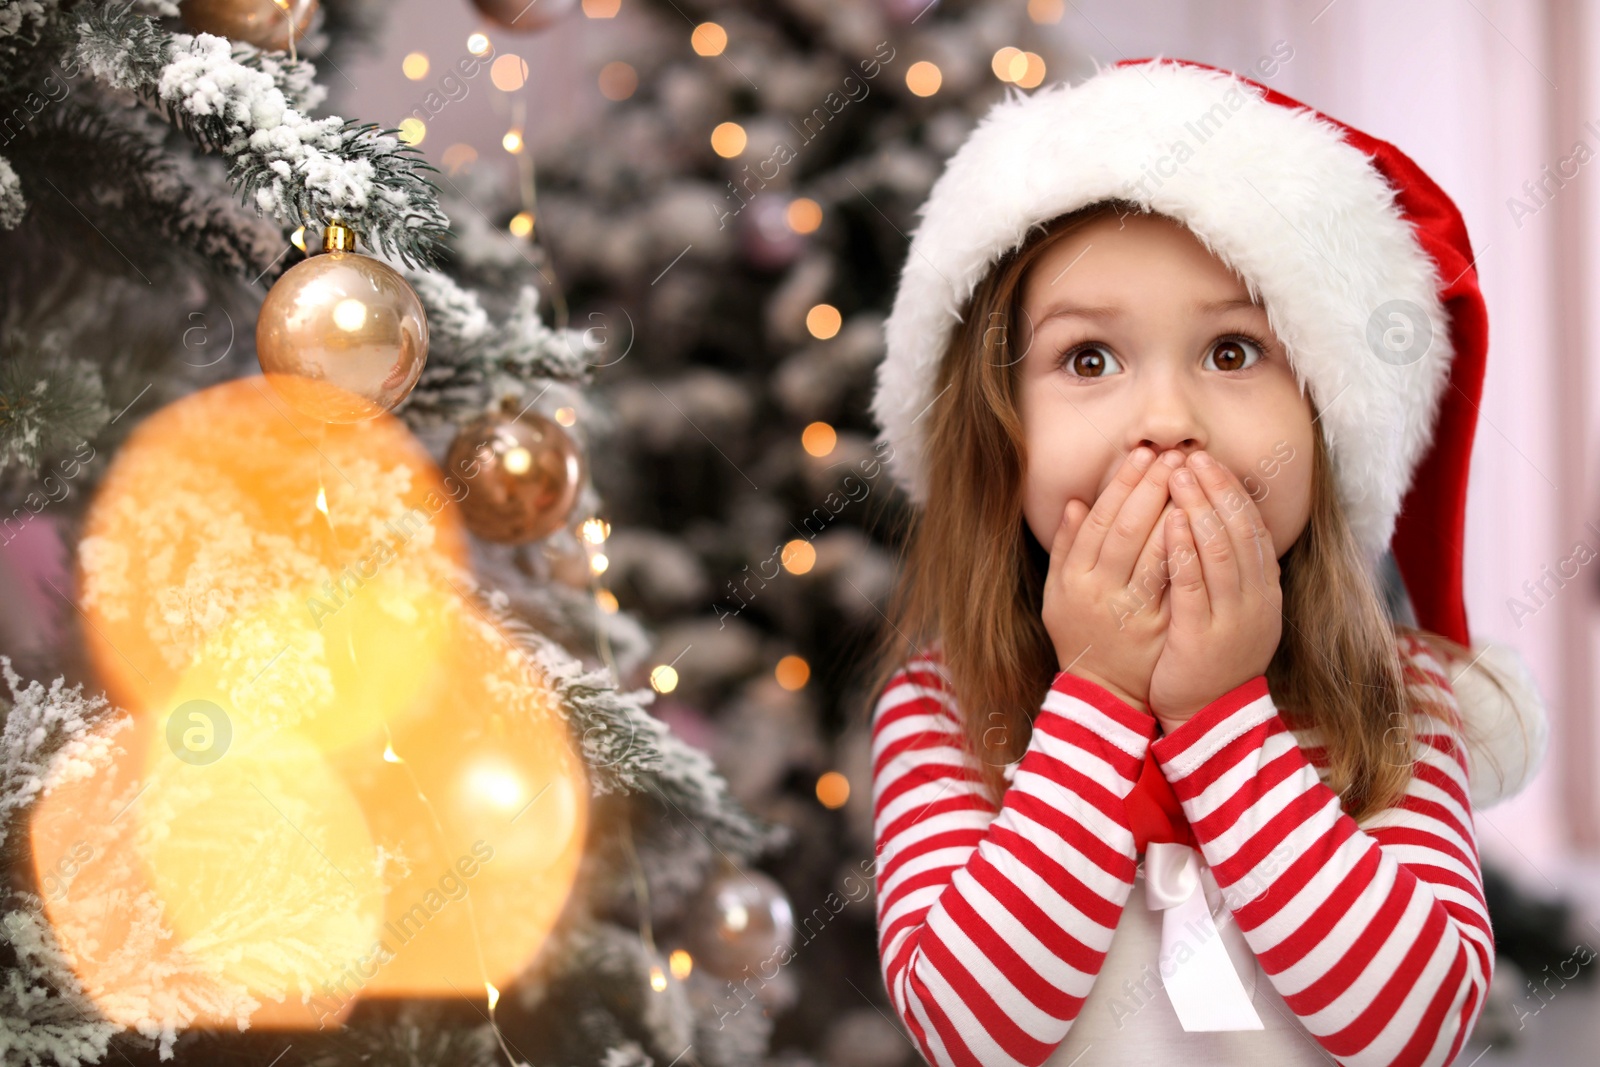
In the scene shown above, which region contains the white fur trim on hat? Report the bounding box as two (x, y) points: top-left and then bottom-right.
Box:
(872, 58), (1455, 562)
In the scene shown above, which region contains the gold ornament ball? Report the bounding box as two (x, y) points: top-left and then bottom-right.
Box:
(469, 0), (579, 32)
(683, 868), (795, 982)
(180, 0), (319, 51)
(256, 250), (429, 423)
(446, 411), (585, 543)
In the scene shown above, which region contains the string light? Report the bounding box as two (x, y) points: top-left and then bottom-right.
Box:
(491, 54), (530, 92)
(691, 22), (727, 56)
(816, 771), (850, 809)
(290, 226), (307, 251)
(801, 421), (836, 457)
(906, 60), (942, 97)
(508, 211), (534, 237)
(786, 197), (822, 234)
(781, 540), (815, 575)
(775, 655), (810, 691)
(805, 303), (841, 340)
(467, 33), (491, 56)
(598, 60), (637, 101)
(402, 52), (430, 80)
(442, 143), (477, 175)
(589, 552), (609, 575)
(1015, 52), (1047, 89)
(650, 665), (679, 693)
(1029, 0), (1066, 22)
(710, 121), (746, 158)
(669, 949), (693, 979)
(581, 517), (611, 544)
(503, 128), (524, 154)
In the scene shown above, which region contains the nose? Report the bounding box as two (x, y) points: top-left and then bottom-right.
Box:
(1130, 367), (1205, 461)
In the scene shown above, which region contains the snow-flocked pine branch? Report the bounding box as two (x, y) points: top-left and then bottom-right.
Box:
(72, 1), (448, 267)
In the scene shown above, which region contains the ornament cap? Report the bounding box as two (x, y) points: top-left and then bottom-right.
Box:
(321, 221), (357, 253)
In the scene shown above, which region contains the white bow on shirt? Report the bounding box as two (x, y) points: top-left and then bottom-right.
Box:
(1143, 841), (1265, 1032)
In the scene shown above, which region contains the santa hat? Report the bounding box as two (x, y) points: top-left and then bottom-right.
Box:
(871, 56), (1546, 808)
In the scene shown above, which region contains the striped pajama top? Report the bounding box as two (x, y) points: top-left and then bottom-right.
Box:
(870, 635), (1491, 1066)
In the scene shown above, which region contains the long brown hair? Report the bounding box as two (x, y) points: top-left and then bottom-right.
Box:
(863, 200), (1517, 823)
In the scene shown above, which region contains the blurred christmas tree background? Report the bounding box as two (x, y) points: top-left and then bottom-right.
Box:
(0, 1), (1082, 1065)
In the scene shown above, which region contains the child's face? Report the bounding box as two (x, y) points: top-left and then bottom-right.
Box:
(1015, 211), (1315, 562)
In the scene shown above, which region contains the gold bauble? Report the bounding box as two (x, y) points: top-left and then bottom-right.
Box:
(180, 0), (319, 51)
(256, 249), (429, 423)
(445, 410), (584, 543)
(682, 866), (795, 982)
(469, 0), (579, 32)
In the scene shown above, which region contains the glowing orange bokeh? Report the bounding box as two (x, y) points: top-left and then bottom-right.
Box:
(34, 378), (587, 1030)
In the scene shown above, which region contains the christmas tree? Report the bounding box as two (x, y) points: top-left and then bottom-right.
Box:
(0, 0), (1233, 1064)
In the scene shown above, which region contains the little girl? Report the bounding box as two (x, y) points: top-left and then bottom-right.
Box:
(865, 58), (1549, 1066)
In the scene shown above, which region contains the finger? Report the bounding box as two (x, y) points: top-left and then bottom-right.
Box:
(1170, 460), (1239, 605)
(1191, 451), (1266, 594)
(1066, 447), (1155, 574)
(1166, 507), (1209, 628)
(1127, 499), (1174, 604)
(1096, 450), (1182, 584)
(1049, 497), (1090, 580)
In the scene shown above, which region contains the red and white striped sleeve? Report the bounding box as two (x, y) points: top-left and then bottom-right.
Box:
(1147, 636), (1493, 1067)
(870, 653), (1159, 1067)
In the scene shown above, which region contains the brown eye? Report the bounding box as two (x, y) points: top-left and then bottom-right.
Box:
(1060, 343), (1122, 379)
(1207, 336), (1265, 373)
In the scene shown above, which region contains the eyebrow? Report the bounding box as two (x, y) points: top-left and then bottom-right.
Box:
(1034, 296), (1263, 327)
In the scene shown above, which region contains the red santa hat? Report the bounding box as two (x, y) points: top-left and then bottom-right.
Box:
(871, 56), (1546, 808)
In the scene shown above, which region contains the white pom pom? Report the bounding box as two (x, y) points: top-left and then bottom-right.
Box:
(1451, 641), (1550, 808)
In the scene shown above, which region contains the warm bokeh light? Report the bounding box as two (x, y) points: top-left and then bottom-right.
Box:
(509, 210), (534, 237)
(786, 197), (822, 234)
(490, 53), (529, 92)
(992, 46), (1023, 82)
(816, 771), (850, 809)
(801, 421), (837, 457)
(402, 52), (429, 80)
(669, 948), (693, 979)
(583, 0), (621, 16)
(1015, 52), (1046, 89)
(442, 143), (477, 174)
(554, 406), (577, 426)
(710, 121), (746, 158)
(290, 225), (307, 251)
(467, 32), (491, 56)
(76, 378), (469, 715)
(581, 517), (611, 544)
(775, 654), (810, 691)
(54, 386), (588, 1023)
(595, 589), (619, 613)
(691, 21), (727, 56)
(503, 128), (524, 153)
(650, 664), (679, 693)
(1029, 0), (1066, 22)
(598, 60), (637, 101)
(805, 303), (841, 340)
(906, 59), (942, 97)
(589, 552), (609, 574)
(781, 539), (816, 575)
(397, 117), (425, 145)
